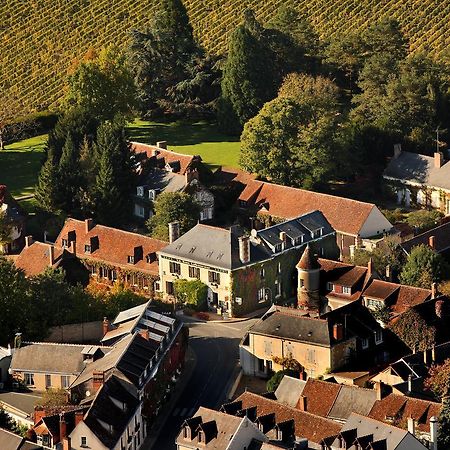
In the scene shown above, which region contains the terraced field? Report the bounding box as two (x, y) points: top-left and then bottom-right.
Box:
(2, 0), (450, 113)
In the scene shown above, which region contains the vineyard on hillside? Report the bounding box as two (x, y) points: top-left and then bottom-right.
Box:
(2, 0), (450, 113)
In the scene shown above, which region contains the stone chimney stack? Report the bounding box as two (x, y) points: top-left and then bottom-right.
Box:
(168, 221), (180, 243)
(85, 218), (94, 233)
(434, 152), (444, 169)
(429, 235), (436, 250)
(25, 235), (33, 248)
(238, 236), (251, 264)
(48, 244), (55, 266)
(367, 258), (374, 276)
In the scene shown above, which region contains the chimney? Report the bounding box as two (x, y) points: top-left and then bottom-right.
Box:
(74, 410), (84, 427)
(25, 235), (33, 248)
(423, 349), (429, 366)
(375, 381), (384, 401)
(432, 283), (438, 299)
(367, 258), (373, 276)
(49, 244), (55, 266)
(168, 221), (180, 243)
(429, 235), (436, 250)
(71, 239), (77, 257)
(407, 417), (415, 435)
(238, 235), (251, 264)
(85, 218), (94, 233)
(156, 141), (167, 150)
(139, 329), (150, 340)
(299, 370), (306, 381)
(385, 265), (392, 282)
(430, 416), (438, 450)
(279, 231), (287, 249)
(432, 346), (436, 363)
(34, 408), (47, 425)
(93, 371), (105, 392)
(408, 374), (413, 393)
(59, 414), (67, 441)
(298, 395), (307, 412)
(394, 144), (402, 159)
(434, 152), (444, 169)
(62, 437), (71, 450)
(102, 317), (109, 337)
(185, 168), (199, 184)
(332, 323), (344, 341)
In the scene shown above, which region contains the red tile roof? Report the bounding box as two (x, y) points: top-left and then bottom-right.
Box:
(298, 379), (341, 417)
(239, 180), (377, 236)
(236, 391), (342, 444)
(14, 242), (63, 277)
(368, 394), (441, 433)
(55, 219), (167, 275)
(297, 245), (321, 270)
(131, 142), (199, 175)
(402, 222), (450, 254)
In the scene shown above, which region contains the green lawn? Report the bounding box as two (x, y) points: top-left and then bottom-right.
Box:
(1, 135), (46, 198)
(126, 120), (241, 170)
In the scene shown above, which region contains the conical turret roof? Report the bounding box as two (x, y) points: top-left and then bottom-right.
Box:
(297, 245), (320, 270)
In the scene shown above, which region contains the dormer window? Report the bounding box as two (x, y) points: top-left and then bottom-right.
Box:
(293, 236), (303, 246)
(84, 244), (91, 254)
(148, 189), (156, 200)
(274, 243), (282, 253)
(327, 282), (334, 291)
(128, 255), (135, 264)
(137, 186), (144, 197)
(342, 286), (351, 295)
(260, 267), (265, 279)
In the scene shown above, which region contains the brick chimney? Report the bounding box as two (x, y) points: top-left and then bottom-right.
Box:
(434, 152), (444, 169)
(85, 218), (94, 233)
(367, 258), (373, 277)
(102, 317), (110, 337)
(429, 235), (435, 250)
(49, 244), (55, 266)
(74, 410), (84, 427)
(34, 407), (47, 425)
(333, 323), (344, 341)
(157, 141), (167, 150)
(139, 329), (150, 340)
(168, 221), (180, 243)
(25, 235), (33, 248)
(59, 414), (67, 442)
(62, 437), (71, 450)
(375, 381), (384, 401)
(432, 283), (438, 299)
(93, 371), (105, 392)
(298, 395), (307, 411)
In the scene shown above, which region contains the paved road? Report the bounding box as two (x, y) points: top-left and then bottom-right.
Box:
(149, 319), (257, 450)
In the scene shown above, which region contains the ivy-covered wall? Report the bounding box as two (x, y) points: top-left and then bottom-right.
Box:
(230, 236), (339, 317)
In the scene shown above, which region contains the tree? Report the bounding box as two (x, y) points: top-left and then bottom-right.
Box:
(266, 369), (296, 392)
(240, 97), (336, 189)
(36, 388), (70, 408)
(174, 279), (207, 310)
(218, 11), (277, 134)
(64, 46), (137, 121)
(35, 153), (61, 213)
(406, 209), (443, 233)
(0, 210), (13, 249)
(147, 192), (200, 240)
(0, 407), (14, 430)
(425, 358), (450, 399)
(438, 399), (450, 448)
(399, 244), (449, 289)
(0, 94), (30, 151)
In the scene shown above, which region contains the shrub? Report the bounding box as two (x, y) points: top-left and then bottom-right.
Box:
(174, 279), (208, 311)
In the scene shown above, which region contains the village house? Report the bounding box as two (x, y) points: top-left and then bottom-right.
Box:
(237, 179), (393, 258)
(158, 211), (339, 317)
(240, 301), (385, 380)
(401, 221), (450, 257)
(132, 141), (214, 222)
(0, 185), (26, 255)
(384, 145), (450, 214)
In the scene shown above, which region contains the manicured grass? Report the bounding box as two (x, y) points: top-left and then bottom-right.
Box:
(1, 135), (47, 197)
(126, 120), (241, 170)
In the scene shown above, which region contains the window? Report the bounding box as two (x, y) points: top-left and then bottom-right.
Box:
(80, 437), (87, 447)
(260, 267), (265, 279)
(299, 279), (304, 288)
(128, 255), (135, 264)
(198, 430), (204, 443)
(45, 374), (51, 388)
(189, 266), (200, 279)
(90, 265), (97, 275)
(154, 280), (161, 292)
(148, 189), (156, 200)
(361, 338), (369, 349)
(342, 286), (352, 295)
(166, 281), (174, 295)
(169, 262), (181, 275)
(266, 360), (273, 371)
(274, 243), (282, 253)
(62, 238), (68, 248)
(307, 349), (316, 363)
(293, 236), (303, 246)
(235, 297), (242, 305)
(208, 271), (220, 284)
(375, 330), (383, 345)
(258, 358), (265, 372)
(258, 288), (265, 303)
(264, 340), (272, 356)
(326, 282), (334, 291)
(136, 186), (144, 197)
(84, 244), (91, 254)
(24, 373), (34, 386)
(134, 204), (145, 218)
(61, 375), (70, 388)
(366, 298), (382, 309)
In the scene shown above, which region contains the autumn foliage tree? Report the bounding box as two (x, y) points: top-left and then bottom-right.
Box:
(425, 358), (450, 399)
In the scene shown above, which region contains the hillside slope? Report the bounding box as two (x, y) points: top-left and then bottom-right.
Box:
(2, 0), (450, 113)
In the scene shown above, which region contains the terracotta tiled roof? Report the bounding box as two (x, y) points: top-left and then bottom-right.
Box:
(236, 391), (342, 444)
(132, 142), (199, 175)
(363, 280), (400, 300)
(297, 245), (320, 270)
(402, 222), (450, 255)
(318, 259), (368, 288)
(213, 166), (257, 187)
(239, 180), (378, 236)
(14, 242), (63, 277)
(298, 379), (340, 417)
(55, 219), (167, 275)
(368, 394), (441, 433)
(391, 285), (432, 316)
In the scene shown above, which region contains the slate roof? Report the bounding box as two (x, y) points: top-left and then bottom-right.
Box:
(10, 343), (99, 375)
(236, 391), (342, 444)
(239, 180), (387, 236)
(14, 242), (64, 277)
(401, 222), (450, 255)
(369, 394), (441, 433)
(176, 407), (244, 449)
(82, 375), (140, 449)
(159, 211), (334, 271)
(0, 392), (42, 417)
(328, 385), (377, 421)
(0, 428), (24, 450)
(132, 142), (199, 175)
(56, 218), (167, 276)
(144, 168), (187, 193)
(274, 376), (306, 408)
(384, 151), (450, 191)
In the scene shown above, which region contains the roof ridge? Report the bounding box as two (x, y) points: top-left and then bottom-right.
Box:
(22, 341), (102, 348)
(131, 141), (198, 159)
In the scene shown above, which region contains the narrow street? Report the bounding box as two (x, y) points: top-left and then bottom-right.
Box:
(147, 318), (257, 449)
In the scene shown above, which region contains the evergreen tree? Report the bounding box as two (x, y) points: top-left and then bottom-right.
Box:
(218, 11), (277, 134)
(35, 152), (61, 213)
